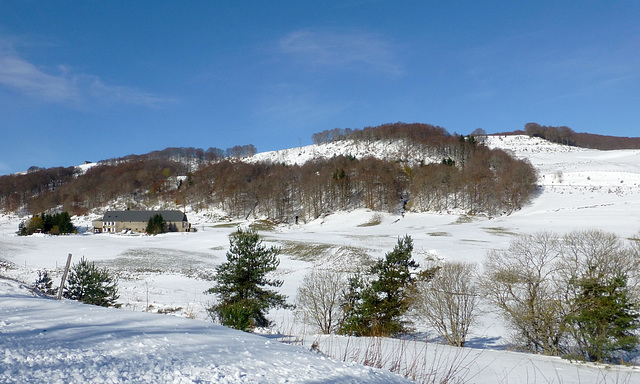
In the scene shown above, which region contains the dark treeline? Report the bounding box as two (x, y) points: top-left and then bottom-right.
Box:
(0, 123), (537, 219)
(0, 159), (185, 215)
(0, 144), (258, 214)
(524, 122), (640, 150)
(312, 122), (451, 145)
(33, 159), (185, 215)
(180, 137), (537, 221)
(100, 144), (257, 166)
(0, 167), (77, 213)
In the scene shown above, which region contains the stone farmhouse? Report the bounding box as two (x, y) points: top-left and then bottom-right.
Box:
(93, 210), (193, 233)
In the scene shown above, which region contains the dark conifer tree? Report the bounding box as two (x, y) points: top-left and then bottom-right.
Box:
(146, 213), (166, 235)
(206, 227), (290, 331)
(566, 274), (640, 362)
(340, 235), (425, 336)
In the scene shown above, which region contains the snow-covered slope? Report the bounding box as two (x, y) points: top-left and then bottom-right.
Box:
(486, 135), (640, 190)
(247, 135), (640, 237)
(2, 135), (640, 383)
(248, 139), (441, 165)
(3, 275), (639, 384)
(75, 161), (99, 175)
(484, 135), (640, 236)
(0, 278), (410, 383)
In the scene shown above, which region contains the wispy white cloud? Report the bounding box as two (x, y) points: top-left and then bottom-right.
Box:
(0, 39), (175, 107)
(0, 54), (81, 102)
(278, 28), (403, 76)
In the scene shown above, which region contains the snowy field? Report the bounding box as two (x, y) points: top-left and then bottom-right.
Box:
(0, 279), (411, 383)
(2, 135), (640, 383)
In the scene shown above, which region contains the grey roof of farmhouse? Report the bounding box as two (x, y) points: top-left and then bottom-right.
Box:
(102, 210), (188, 223)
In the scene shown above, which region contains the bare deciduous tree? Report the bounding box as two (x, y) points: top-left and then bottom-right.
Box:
(480, 231), (565, 355)
(413, 261), (479, 347)
(296, 268), (348, 334)
(559, 230), (640, 291)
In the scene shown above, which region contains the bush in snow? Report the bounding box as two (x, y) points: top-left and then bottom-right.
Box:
(559, 230), (640, 363)
(33, 270), (57, 296)
(481, 231), (566, 356)
(64, 257), (119, 307)
(19, 212), (76, 236)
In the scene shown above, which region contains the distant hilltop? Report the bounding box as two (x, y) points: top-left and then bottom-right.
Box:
(2, 122), (639, 222)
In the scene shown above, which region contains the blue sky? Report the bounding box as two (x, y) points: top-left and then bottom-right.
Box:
(1, 1), (639, 174)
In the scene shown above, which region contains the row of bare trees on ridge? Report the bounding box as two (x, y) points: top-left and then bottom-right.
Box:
(1, 123), (537, 219)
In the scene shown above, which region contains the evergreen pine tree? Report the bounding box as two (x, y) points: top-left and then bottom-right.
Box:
(53, 211), (75, 234)
(340, 235), (422, 336)
(146, 214), (166, 235)
(206, 227), (290, 331)
(566, 273), (640, 362)
(338, 271), (368, 335)
(64, 257), (119, 307)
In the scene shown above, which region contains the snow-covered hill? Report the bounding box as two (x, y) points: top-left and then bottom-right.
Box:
(483, 135), (640, 236)
(2, 135), (640, 383)
(486, 135), (640, 190)
(250, 135), (640, 193)
(248, 135), (640, 235)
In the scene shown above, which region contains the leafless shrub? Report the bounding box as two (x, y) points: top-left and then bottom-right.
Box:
(414, 262), (479, 347)
(481, 230), (640, 361)
(296, 268), (348, 334)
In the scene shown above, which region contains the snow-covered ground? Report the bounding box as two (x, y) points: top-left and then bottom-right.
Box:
(2, 135), (640, 383)
(0, 278), (410, 383)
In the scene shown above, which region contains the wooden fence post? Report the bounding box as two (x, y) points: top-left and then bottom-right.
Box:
(57, 253), (73, 300)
